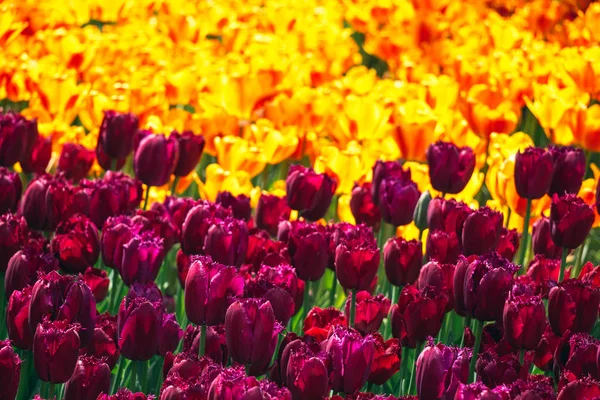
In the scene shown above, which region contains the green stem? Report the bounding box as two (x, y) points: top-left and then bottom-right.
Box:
(112, 358), (124, 394)
(270, 333), (284, 368)
(109, 272), (123, 314)
(519, 349), (525, 366)
(468, 320), (484, 383)
(558, 247), (569, 282)
(505, 208), (512, 228)
(349, 289), (357, 328)
(399, 349), (409, 396)
(199, 324), (207, 357)
(329, 273), (338, 307)
(137, 361), (147, 393)
(573, 244), (585, 278)
(300, 282), (311, 333)
(143, 186), (151, 210)
(110, 158), (117, 172)
(460, 316), (472, 348)
(129, 359), (137, 391)
(391, 284), (400, 305)
(261, 165), (270, 189)
(517, 198), (532, 273)
(407, 341), (423, 395)
(48, 383), (55, 399)
(171, 176), (180, 195)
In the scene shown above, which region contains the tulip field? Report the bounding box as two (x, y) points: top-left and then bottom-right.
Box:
(3, 0), (600, 399)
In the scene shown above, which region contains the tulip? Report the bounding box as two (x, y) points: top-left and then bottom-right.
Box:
(204, 217), (249, 267)
(20, 135), (52, 175)
(34, 319), (81, 383)
(51, 214), (100, 274)
(98, 111), (139, 160)
(554, 333), (599, 387)
(454, 382), (508, 400)
(327, 223), (374, 269)
(344, 292), (390, 334)
(216, 191), (251, 221)
(285, 165), (337, 221)
(461, 207), (503, 256)
(120, 231), (165, 286)
(17, 114), (38, 161)
(183, 324), (228, 365)
(303, 306), (347, 342)
(426, 141), (476, 194)
(80, 312), (120, 369)
(475, 349), (523, 389)
(496, 228), (520, 261)
(0, 339), (21, 400)
(548, 145), (586, 196)
(134, 132), (180, 187)
(96, 141), (127, 172)
(176, 249), (191, 287)
(284, 221), (329, 281)
(0, 213), (29, 272)
(255, 194), (291, 236)
(171, 130), (205, 177)
(80, 179), (122, 229)
(427, 198), (472, 237)
(533, 323), (561, 372)
(368, 333), (402, 386)
(391, 285), (448, 347)
(335, 239), (380, 292)
(82, 267), (110, 302)
(415, 339), (470, 400)
(557, 377), (600, 400)
(181, 201), (232, 255)
(97, 388), (152, 400)
(532, 217), (562, 259)
(103, 172), (144, 214)
(417, 261), (455, 312)
(158, 313), (183, 357)
(225, 298), (283, 375)
(384, 237), (422, 287)
(0, 112), (28, 166)
(548, 278), (600, 336)
(0, 168), (21, 214)
(57, 143), (95, 182)
(550, 194), (594, 250)
(350, 182), (381, 229)
(426, 230), (460, 264)
(322, 326), (375, 394)
(284, 341), (329, 400)
(371, 160), (407, 206)
(502, 289), (546, 350)
(7, 286), (34, 349)
(64, 356), (111, 400)
(45, 179), (91, 231)
(207, 366), (264, 400)
(19, 174), (52, 230)
(185, 256), (245, 326)
(29, 271), (96, 346)
(158, 196), (197, 236)
(5, 246), (58, 298)
(134, 202), (177, 251)
(453, 255), (477, 317)
(379, 175), (420, 227)
(514, 147), (554, 199)
(507, 377), (555, 399)
(101, 216), (142, 270)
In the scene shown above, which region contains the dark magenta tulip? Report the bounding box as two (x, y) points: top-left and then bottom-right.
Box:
(82, 267), (110, 302)
(207, 366), (264, 400)
(283, 340), (329, 400)
(454, 382), (508, 400)
(344, 291), (391, 334)
(548, 145), (586, 196)
(475, 349), (524, 388)
(550, 194), (595, 249)
(80, 312), (120, 369)
(526, 255), (560, 298)
(255, 194), (291, 236)
(532, 216), (562, 259)
(57, 143), (95, 182)
(335, 238), (380, 291)
(19, 174), (52, 230)
(33, 319), (81, 383)
(283, 221), (329, 281)
(426, 230), (460, 264)
(20, 134), (52, 175)
(417, 261), (455, 312)
(303, 306), (347, 343)
(157, 313), (183, 357)
(453, 255), (477, 317)
(426, 141), (475, 194)
(183, 324), (228, 365)
(0, 112), (28, 166)
(103, 171), (143, 213)
(554, 332), (598, 388)
(158, 196), (197, 237)
(496, 228), (520, 261)
(0, 213), (29, 272)
(120, 231), (165, 286)
(45, 178), (91, 230)
(503, 289), (546, 350)
(461, 206), (503, 256)
(285, 165), (337, 221)
(64, 356), (111, 400)
(134, 132), (180, 187)
(7, 286), (34, 349)
(80, 179), (122, 229)
(204, 217), (248, 267)
(216, 191), (251, 221)
(170, 130), (205, 177)
(101, 215), (142, 270)
(5, 246), (58, 298)
(51, 214), (100, 274)
(379, 175), (420, 227)
(0, 339), (21, 400)
(384, 237), (422, 286)
(350, 182), (381, 229)
(0, 168), (21, 214)
(427, 198), (472, 238)
(327, 222), (373, 270)
(548, 278), (600, 336)
(181, 201), (232, 255)
(371, 160), (406, 206)
(98, 388), (153, 400)
(98, 110), (139, 160)
(368, 333), (401, 386)
(557, 377), (600, 400)
(514, 147), (554, 199)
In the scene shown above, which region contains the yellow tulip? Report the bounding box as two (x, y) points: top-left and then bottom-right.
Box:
(390, 99), (438, 162)
(196, 163), (254, 202)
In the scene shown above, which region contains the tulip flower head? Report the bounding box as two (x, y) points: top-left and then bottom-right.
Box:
(514, 147), (554, 199)
(33, 318), (81, 383)
(550, 193), (595, 249)
(426, 141), (476, 194)
(384, 237), (423, 287)
(285, 165), (337, 221)
(416, 339), (470, 400)
(0, 339), (21, 400)
(0, 167), (21, 214)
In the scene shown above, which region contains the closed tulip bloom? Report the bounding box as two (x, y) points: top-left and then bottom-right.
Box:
(117, 288), (162, 361)
(157, 313), (183, 357)
(350, 182), (381, 229)
(34, 319), (81, 383)
(303, 306), (347, 342)
(101, 216), (141, 270)
(225, 298), (283, 375)
(134, 133), (180, 187)
(207, 366), (264, 400)
(426, 141), (476, 194)
(461, 207), (503, 256)
(454, 382), (506, 400)
(171, 130), (205, 177)
(548, 278), (600, 336)
(0, 339), (21, 400)
(103, 172), (144, 214)
(514, 147), (554, 199)
(322, 326), (376, 394)
(57, 143), (95, 182)
(98, 111), (139, 159)
(384, 237), (422, 287)
(507, 377), (555, 400)
(285, 165), (337, 221)
(379, 175), (420, 227)
(548, 145), (586, 196)
(464, 253), (518, 321)
(368, 333), (402, 386)
(285, 221), (329, 281)
(0, 112), (28, 166)
(0, 213), (29, 272)
(64, 356), (111, 400)
(19, 174), (52, 230)
(344, 292), (391, 334)
(7, 286), (34, 349)
(526, 255), (560, 298)
(98, 388), (152, 400)
(183, 324), (228, 365)
(17, 114), (38, 163)
(533, 323), (561, 372)
(335, 239), (380, 291)
(285, 342), (329, 400)
(475, 349), (523, 389)
(391, 285), (448, 347)
(45, 179), (91, 231)
(427, 198), (473, 237)
(120, 231), (165, 286)
(80, 180), (122, 229)
(80, 312), (120, 369)
(21, 135), (52, 175)
(426, 230), (461, 264)
(216, 191), (251, 221)
(82, 267), (110, 302)
(327, 222), (374, 269)
(503, 290), (546, 350)
(371, 160), (407, 206)
(416, 339), (470, 400)
(453, 256), (477, 317)
(557, 377), (600, 400)
(550, 194), (595, 249)
(255, 194), (291, 236)
(532, 217), (562, 259)
(5, 246), (58, 298)
(185, 256), (244, 326)
(554, 333), (599, 386)
(496, 228), (521, 261)
(204, 217), (248, 267)
(0, 168), (21, 214)
(418, 261), (455, 312)
(159, 196), (197, 237)
(51, 214), (100, 274)
(181, 201), (232, 255)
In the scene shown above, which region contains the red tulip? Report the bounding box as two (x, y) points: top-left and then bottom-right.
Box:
(350, 182), (381, 229)
(51, 214), (100, 274)
(496, 228), (520, 261)
(526, 255), (560, 298)
(461, 207), (503, 256)
(255, 194), (291, 236)
(34, 319), (81, 383)
(344, 291), (391, 334)
(7, 286), (34, 350)
(550, 194), (595, 249)
(303, 306), (347, 342)
(80, 312), (120, 369)
(548, 278), (600, 336)
(57, 143), (95, 182)
(426, 141), (475, 194)
(554, 333), (599, 388)
(335, 238), (380, 291)
(557, 377), (600, 400)
(427, 198), (472, 238)
(514, 147), (554, 199)
(426, 229), (460, 264)
(64, 356), (111, 400)
(45, 178), (91, 231)
(285, 165), (337, 221)
(0, 339), (21, 400)
(368, 333), (402, 386)
(384, 237), (423, 286)
(82, 267), (110, 302)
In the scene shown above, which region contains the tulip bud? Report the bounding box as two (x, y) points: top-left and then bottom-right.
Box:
(514, 147), (554, 199)
(550, 194), (595, 249)
(0, 168), (21, 214)
(350, 182), (381, 229)
(335, 239), (380, 291)
(285, 221), (329, 281)
(426, 230), (461, 264)
(51, 214), (100, 274)
(464, 253), (518, 321)
(185, 256), (245, 326)
(120, 231), (165, 286)
(532, 217), (562, 259)
(225, 298), (283, 375)
(204, 217), (248, 267)
(412, 190), (432, 232)
(21, 134), (52, 175)
(548, 145), (586, 196)
(303, 306), (347, 342)
(216, 191), (251, 221)
(371, 160), (406, 206)
(57, 143), (95, 182)
(383, 237), (422, 287)
(7, 286), (34, 349)
(548, 278), (600, 336)
(416, 339), (470, 400)
(158, 313), (183, 357)
(417, 261), (455, 312)
(344, 291), (391, 334)
(453, 255), (477, 317)
(461, 206), (503, 256)
(64, 356), (111, 400)
(322, 326), (376, 394)
(475, 349), (524, 389)
(98, 110), (139, 159)
(104, 172), (143, 213)
(82, 267), (110, 302)
(34, 319), (81, 383)
(0, 112), (28, 166)
(379, 175), (421, 227)
(80, 312), (120, 369)
(19, 174), (52, 230)
(426, 141), (476, 194)
(80, 179), (122, 229)
(368, 333), (401, 386)
(0, 339), (21, 400)
(285, 165), (337, 221)
(101, 216), (141, 269)
(5, 246), (58, 298)
(181, 201), (232, 255)
(0, 213), (29, 273)
(171, 130), (205, 177)
(282, 340), (329, 400)
(256, 194), (291, 236)
(183, 324), (228, 365)
(557, 377), (600, 400)
(134, 132), (180, 187)
(207, 366), (264, 400)
(17, 114), (38, 161)
(503, 289), (546, 350)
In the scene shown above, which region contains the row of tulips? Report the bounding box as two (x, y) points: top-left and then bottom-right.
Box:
(1, 109), (600, 400)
